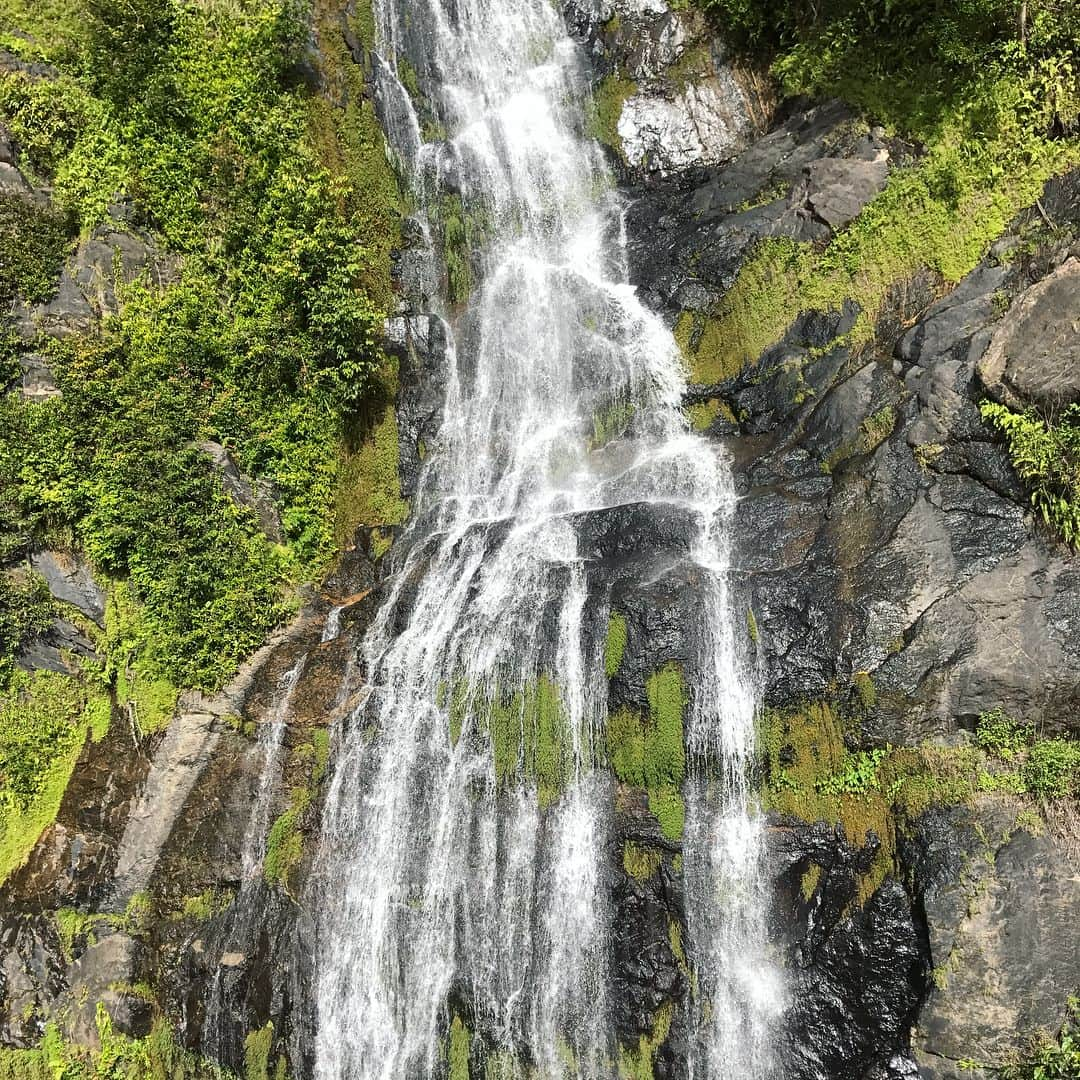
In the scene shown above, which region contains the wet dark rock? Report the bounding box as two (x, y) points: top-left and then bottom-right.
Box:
(610, 787), (689, 1057)
(387, 313), (450, 503)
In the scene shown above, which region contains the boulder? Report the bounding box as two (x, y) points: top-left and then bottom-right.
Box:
(977, 256), (1080, 412)
(905, 802), (1080, 1077)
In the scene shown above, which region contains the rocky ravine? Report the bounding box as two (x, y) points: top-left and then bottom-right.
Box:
(2, 2), (1079, 1079)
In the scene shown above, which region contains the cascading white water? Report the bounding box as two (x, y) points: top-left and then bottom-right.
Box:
(312, 0), (783, 1073)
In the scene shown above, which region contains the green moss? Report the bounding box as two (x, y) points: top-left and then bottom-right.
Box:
(607, 707), (646, 786)
(338, 400), (410, 534)
(605, 611), (628, 678)
(448, 1016), (471, 1080)
(606, 664), (687, 838)
(369, 526), (393, 560)
(0, 670), (108, 886)
(485, 675), (574, 807)
(623, 841), (662, 880)
(263, 727), (332, 894)
(648, 785), (686, 842)
(643, 663), (686, 791)
(587, 73), (637, 160)
(431, 193), (488, 306)
(591, 398), (636, 448)
(826, 406), (897, 472)
(685, 397), (732, 431)
(800, 862), (822, 901)
(617, 1001), (673, 1080)
(746, 607), (759, 646)
(667, 918), (689, 978)
(244, 1022), (274, 1080)
(673, 309), (748, 387)
(179, 890), (219, 922)
(55, 908), (108, 962)
(852, 671), (876, 712)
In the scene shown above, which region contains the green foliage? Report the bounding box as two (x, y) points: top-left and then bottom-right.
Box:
(605, 611), (628, 678)
(701, 0), (1080, 140)
(0, 572), (55, 683)
(674, 0), (1079, 391)
(761, 698), (1080, 906)
(0, 1003), (230, 1079)
(0, 194), (73, 303)
(1023, 737), (1080, 799)
(975, 707), (1033, 760)
(0, 0), (404, 691)
(1002, 997), (1080, 1080)
(980, 401), (1080, 546)
(0, 669), (108, 884)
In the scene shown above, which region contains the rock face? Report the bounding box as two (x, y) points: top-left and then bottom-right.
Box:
(905, 806), (1080, 1079)
(566, 0), (769, 176)
(977, 256), (1080, 411)
(626, 100), (909, 323)
(614, 82), (1080, 1072)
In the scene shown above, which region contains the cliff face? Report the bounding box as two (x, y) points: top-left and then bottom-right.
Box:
(2, 1), (1079, 1078)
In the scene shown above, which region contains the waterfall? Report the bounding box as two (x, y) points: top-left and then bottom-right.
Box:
(311, 0), (783, 1072)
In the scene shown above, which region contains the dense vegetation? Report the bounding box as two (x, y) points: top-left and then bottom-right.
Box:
(679, 0), (1080, 543)
(0, 0), (404, 882)
(0, 0), (403, 688)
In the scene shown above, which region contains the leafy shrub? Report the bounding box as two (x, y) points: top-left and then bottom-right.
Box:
(0, 0), (403, 689)
(0, 195), (73, 303)
(975, 707), (1034, 760)
(1023, 737), (1080, 799)
(1002, 997), (1080, 1080)
(0, 572), (54, 683)
(980, 401), (1080, 547)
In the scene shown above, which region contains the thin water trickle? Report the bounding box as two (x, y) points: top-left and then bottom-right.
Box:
(312, 0), (783, 1072)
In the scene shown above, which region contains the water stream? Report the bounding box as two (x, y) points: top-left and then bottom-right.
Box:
(312, 0), (783, 1073)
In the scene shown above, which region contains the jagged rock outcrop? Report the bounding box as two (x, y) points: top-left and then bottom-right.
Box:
(566, 0), (770, 177)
